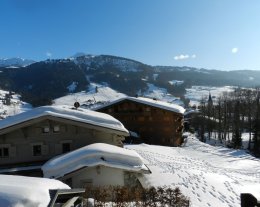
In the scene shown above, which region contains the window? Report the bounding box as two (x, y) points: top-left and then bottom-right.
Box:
(33, 145), (42, 156)
(62, 143), (71, 153)
(42, 126), (50, 133)
(0, 147), (9, 157)
(53, 125), (60, 133)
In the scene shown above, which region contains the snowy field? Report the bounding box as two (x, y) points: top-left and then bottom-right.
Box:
(126, 134), (260, 207)
(141, 83), (184, 106)
(185, 86), (235, 107)
(0, 89), (32, 118)
(54, 82), (184, 108)
(53, 82), (126, 108)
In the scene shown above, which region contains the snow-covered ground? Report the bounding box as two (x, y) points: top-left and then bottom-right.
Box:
(0, 89), (32, 119)
(140, 83), (184, 106)
(0, 175), (69, 207)
(67, 81), (78, 92)
(168, 80), (184, 86)
(126, 134), (260, 207)
(185, 86), (235, 107)
(53, 82), (126, 108)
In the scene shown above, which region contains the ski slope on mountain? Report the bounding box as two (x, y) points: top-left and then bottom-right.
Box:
(126, 134), (260, 207)
(53, 83), (127, 108)
(54, 82), (185, 108)
(141, 83), (184, 106)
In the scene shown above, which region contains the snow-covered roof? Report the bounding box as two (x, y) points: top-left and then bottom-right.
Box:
(0, 174), (69, 207)
(95, 96), (185, 114)
(0, 105), (129, 135)
(42, 143), (150, 179)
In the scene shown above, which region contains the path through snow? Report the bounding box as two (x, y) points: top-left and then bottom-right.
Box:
(126, 134), (260, 207)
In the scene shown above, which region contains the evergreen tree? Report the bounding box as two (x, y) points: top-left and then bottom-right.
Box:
(253, 92), (260, 155)
(232, 100), (242, 148)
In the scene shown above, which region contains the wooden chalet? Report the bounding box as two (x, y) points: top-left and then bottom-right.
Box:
(95, 97), (185, 146)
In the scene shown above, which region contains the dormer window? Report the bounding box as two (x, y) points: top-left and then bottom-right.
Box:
(53, 125), (60, 133)
(42, 126), (50, 133)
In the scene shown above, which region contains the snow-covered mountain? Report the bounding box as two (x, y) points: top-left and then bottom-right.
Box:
(71, 54), (147, 72)
(0, 57), (35, 67)
(0, 53), (260, 107)
(0, 89), (32, 119)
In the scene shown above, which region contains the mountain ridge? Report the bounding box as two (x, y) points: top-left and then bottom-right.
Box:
(0, 54), (260, 106)
(0, 57), (35, 67)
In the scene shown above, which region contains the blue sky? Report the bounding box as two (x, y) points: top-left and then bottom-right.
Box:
(0, 0), (259, 70)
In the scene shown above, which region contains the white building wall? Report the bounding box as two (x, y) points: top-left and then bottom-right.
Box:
(69, 166), (125, 188)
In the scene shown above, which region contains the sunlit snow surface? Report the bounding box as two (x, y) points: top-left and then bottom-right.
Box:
(142, 83), (184, 106)
(42, 143), (149, 179)
(53, 82), (126, 107)
(0, 175), (69, 207)
(126, 134), (260, 207)
(0, 90), (32, 118)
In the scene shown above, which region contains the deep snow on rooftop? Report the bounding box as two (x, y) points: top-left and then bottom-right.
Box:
(126, 134), (260, 207)
(0, 175), (69, 207)
(42, 143), (149, 179)
(0, 105), (128, 134)
(95, 96), (185, 114)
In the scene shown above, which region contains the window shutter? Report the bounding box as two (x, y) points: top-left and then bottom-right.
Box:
(10, 146), (16, 157)
(42, 145), (49, 155)
(55, 144), (62, 154)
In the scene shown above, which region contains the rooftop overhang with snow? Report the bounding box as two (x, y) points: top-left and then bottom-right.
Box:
(94, 96), (185, 115)
(0, 105), (129, 136)
(42, 143), (151, 179)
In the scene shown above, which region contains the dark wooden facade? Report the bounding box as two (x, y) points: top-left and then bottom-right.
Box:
(97, 99), (184, 146)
